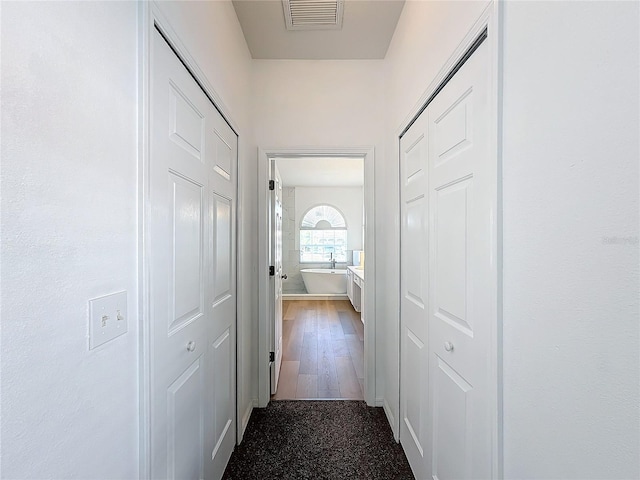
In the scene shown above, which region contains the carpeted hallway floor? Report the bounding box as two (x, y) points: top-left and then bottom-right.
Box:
(222, 400), (414, 480)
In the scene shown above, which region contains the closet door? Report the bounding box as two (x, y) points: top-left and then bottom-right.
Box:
(426, 39), (494, 480)
(400, 35), (496, 480)
(400, 112), (430, 480)
(150, 28), (237, 480)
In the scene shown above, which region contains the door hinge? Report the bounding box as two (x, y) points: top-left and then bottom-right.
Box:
(269, 351), (275, 362)
(268, 180), (275, 191)
(269, 265), (275, 276)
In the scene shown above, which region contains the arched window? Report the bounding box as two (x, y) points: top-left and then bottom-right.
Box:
(300, 205), (347, 263)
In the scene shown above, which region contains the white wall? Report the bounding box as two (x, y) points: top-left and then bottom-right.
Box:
(1, 3), (139, 478)
(1, 1), (256, 477)
(501, 2), (639, 478)
(153, 0), (257, 439)
(382, 0), (490, 437)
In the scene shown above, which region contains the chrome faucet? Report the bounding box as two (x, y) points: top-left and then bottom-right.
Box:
(329, 253), (337, 270)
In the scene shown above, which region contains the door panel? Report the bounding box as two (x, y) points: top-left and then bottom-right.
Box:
(169, 84), (205, 160)
(169, 173), (204, 333)
(434, 179), (472, 333)
(167, 358), (204, 480)
(400, 113), (429, 480)
(151, 28), (237, 480)
(431, 356), (472, 480)
(270, 161), (283, 394)
(212, 194), (232, 304)
(210, 328), (233, 461)
(205, 76), (237, 479)
(428, 40), (492, 480)
(400, 37), (494, 480)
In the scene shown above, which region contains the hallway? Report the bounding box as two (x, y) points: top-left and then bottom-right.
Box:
(274, 300), (365, 400)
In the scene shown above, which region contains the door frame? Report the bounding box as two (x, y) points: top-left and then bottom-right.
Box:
(257, 146), (376, 408)
(395, 1), (502, 476)
(138, 3), (243, 478)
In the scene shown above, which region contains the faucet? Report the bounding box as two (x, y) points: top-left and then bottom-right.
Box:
(329, 253), (337, 270)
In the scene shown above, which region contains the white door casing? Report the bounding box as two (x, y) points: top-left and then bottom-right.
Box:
(270, 160), (283, 394)
(257, 147), (376, 408)
(149, 29), (237, 480)
(399, 29), (496, 480)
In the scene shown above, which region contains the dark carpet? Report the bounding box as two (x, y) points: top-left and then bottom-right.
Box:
(222, 400), (414, 480)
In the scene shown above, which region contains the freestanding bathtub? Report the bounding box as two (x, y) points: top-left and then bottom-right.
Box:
(300, 269), (347, 294)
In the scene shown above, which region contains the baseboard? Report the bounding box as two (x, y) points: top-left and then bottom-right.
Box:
(382, 397), (399, 442)
(283, 294), (348, 301)
(239, 401), (254, 443)
(375, 397), (385, 407)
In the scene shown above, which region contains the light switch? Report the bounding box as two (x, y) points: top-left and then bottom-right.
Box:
(89, 291), (127, 350)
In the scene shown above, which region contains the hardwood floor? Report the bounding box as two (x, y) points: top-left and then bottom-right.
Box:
(273, 299), (364, 400)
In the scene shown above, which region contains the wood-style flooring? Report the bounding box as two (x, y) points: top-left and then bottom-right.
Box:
(272, 300), (364, 400)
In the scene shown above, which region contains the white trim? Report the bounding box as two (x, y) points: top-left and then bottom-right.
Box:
(137, 3), (151, 478)
(382, 397), (398, 442)
(138, 3), (244, 477)
(394, 1), (502, 477)
(283, 294), (348, 301)
(258, 147), (376, 408)
(239, 402), (254, 443)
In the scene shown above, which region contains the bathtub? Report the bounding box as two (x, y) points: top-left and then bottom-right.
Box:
(300, 269), (347, 294)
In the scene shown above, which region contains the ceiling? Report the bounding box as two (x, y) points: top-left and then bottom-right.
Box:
(232, 0), (405, 59)
(275, 157), (364, 187)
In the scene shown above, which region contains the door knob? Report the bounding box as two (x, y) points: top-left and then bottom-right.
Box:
(281, 274), (288, 279)
(444, 342), (454, 352)
(186, 341), (196, 352)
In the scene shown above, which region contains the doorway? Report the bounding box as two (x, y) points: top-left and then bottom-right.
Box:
(258, 148), (376, 407)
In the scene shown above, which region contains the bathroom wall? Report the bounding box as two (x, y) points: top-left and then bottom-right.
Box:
(281, 187), (304, 293)
(281, 186), (364, 294)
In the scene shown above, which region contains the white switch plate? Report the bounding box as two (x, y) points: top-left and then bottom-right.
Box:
(89, 291), (127, 350)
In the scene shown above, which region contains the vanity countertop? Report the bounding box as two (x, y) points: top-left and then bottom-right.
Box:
(347, 265), (364, 281)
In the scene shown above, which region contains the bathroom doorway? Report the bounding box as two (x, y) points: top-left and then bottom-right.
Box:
(257, 148), (375, 407)
(272, 156), (365, 399)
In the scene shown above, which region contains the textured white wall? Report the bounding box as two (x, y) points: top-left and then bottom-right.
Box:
(154, 0), (257, 437)
(501, 2), (640, 478)
(1, 3), (139, 478)
(382, 0), (490, 437)
(1, 1), (255, 477)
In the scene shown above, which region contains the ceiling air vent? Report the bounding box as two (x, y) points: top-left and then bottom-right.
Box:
(282, 0), (344, 31)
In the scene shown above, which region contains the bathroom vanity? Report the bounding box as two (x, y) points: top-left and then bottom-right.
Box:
(347, 266), (365, 323)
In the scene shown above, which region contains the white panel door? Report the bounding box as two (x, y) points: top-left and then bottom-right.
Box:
(427, 39), (493, 480)
(205, 85), (237, 480)
(150, 29), (237, 480)
(270, 161), (283, 394)
(400, 112), (430, 480)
